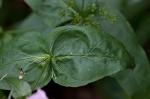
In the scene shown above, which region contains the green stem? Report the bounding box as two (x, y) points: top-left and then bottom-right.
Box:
(61, 0), (78, 15)
(31, 60), (50, 90)
(8, 90), (12, 99)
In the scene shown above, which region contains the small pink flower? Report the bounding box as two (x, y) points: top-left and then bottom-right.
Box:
(27, 89), (48, 99)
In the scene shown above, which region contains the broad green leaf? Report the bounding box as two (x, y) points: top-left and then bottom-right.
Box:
(2, 33), (13, 45)
(24, 0), (111, 28)
(17, 13), (49, 33)
(95, 3), (150, 99)
(0, 27), (14, 48)
(25, 0), (72, 28)
(24, 0), (150, 98)
(0, 32), (52, 90)
(5, 78), (31, 98)
(48, 26), (134, 87)
(63, 0), (150, 98)
(99, 0), (125, 10)
(0, 26), (134, 90)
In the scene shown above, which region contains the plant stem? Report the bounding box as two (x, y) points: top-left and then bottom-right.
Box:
(31, 60), (50, 90)
(61, 0), (78, 15)
(8, 90), (13, 99)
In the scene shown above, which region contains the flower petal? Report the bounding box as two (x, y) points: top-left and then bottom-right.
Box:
(27, 89), (48, 99)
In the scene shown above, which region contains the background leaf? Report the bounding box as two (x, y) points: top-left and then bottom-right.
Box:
(16, 13), (50, 33)
(5, 78), (31, 99)
(96, 1), (150, 98)
(25, 0), (72, 28)
(0, 31), (52, 90)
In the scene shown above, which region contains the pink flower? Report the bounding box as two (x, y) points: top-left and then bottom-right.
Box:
(27, 89), (48, 99)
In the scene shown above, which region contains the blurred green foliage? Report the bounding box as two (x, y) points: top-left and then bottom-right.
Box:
(0, 90), (7, 99)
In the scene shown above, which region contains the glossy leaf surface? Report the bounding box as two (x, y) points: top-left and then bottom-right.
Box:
(0, 26), (134, 89)
(6, 0), (150, 98)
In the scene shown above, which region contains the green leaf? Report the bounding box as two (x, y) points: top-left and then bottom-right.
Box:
(5, 78), (31, 98)
(95, 4), (150, 99)
(99, 0), (125, 10)
(25, 0), (72, 28)
(0, 26), (134, 89)
(24, 0), (150, 99)
(48, 26), (134, 87)
(24, 0), (110, 28)
(0, 32), (52, 90)
(75, 0), (150, 98)
(16, 13), (49, 33)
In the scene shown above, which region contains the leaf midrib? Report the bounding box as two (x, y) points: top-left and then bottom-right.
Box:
(53, 54), (115, 59)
